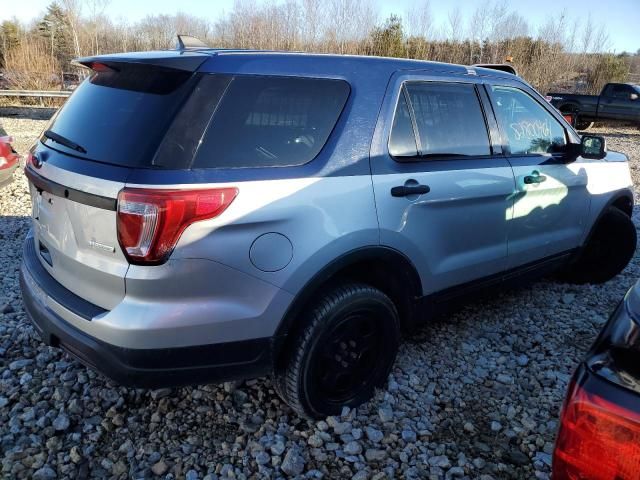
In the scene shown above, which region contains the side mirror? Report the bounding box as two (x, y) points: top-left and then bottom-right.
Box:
(581, 135), (607, 160)
(631, 93), (639, 101)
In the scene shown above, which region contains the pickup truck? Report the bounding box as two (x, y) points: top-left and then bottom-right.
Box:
(548, 82), (640, 130)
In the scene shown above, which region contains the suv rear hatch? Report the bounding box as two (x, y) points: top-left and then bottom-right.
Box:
(26, 52), (209, 310)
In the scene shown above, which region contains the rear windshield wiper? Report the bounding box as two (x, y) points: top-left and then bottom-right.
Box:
(43, 130), (87, 154)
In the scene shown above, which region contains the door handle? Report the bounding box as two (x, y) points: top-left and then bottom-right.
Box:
(391, 184), (430, 197)
(523, 173), (547, 184)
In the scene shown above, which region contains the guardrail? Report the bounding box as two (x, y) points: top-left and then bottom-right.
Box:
(0, 90), (71, 99)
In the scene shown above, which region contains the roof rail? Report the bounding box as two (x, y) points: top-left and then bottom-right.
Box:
(176, 34), (209, 51)
(472, 63), (518, 76)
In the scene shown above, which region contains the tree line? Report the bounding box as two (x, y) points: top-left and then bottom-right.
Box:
(0, 0), (637, 97)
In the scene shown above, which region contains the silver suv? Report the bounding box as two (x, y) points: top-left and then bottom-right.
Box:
(20, 42), (637, 418)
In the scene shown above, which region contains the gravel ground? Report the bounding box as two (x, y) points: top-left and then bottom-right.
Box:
(1, 112), (639, 480)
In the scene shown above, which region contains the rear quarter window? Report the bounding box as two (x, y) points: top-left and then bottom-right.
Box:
(188, 75), (350, 169)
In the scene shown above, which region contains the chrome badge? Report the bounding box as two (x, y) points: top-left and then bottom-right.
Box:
(89, 239), (116, 253)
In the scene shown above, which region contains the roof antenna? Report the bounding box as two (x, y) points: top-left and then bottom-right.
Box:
(176, 34), (208, 50)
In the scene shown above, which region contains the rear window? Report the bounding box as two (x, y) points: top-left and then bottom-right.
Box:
(155, 75), (350, 169)
(44, 64), (194, 167)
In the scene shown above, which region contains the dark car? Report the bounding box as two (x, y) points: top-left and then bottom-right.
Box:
(0, 123), (20, 189)
(548, 82), (640, 131)
(553, 280), (640, 478)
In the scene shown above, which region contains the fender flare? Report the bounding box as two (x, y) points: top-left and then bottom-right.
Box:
(272, 246), (422, 354)
(583, 189), (634, 248)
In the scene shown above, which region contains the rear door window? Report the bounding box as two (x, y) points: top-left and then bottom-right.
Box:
(188, 75), (350, 169)
(402, 82), (491, 158)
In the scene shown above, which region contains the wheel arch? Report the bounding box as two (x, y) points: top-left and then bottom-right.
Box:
(584, 189), (634, 246)
(557, 101), (581, 113)
(612, 194), (634, 217)
(272, 246), (423, 361)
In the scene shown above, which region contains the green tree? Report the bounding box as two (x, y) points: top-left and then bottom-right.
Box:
(38, 2), (74, 70)
(370, 15), (405, 59)
(0, 20), (20, 69)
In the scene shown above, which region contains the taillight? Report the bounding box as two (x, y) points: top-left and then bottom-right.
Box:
(117, 187), (238, 265)
(0, 138), (19, 169)
(24, 152), (35, 169)
(553, 381), (640, 480)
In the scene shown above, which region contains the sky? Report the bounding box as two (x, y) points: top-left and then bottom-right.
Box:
(1, 0), (638, 53)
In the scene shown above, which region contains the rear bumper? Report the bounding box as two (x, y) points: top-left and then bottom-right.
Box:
(20, 238), (276, 388)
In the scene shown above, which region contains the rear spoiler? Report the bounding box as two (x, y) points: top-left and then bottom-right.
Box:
(472, 63), (518, 76)
(75, 50), (210, 73)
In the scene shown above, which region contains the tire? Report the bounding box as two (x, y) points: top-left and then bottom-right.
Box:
(560, 104), (592, 131)
(274, 283), (400, 419)
(574, 119), (594, 131)
(560, 207), (636, 284)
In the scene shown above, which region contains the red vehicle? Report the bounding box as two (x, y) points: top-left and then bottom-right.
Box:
(553, 281), (640, 479)
(0, 134), (20, 189)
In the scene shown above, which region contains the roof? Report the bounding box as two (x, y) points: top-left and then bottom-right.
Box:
(197, 49), (518, 82)
(79, 48), (518, 81)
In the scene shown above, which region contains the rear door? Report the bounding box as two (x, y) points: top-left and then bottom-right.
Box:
(370, 72), (515, 295)
(26, 56), (205, 310)
(486, 82), (590, 268)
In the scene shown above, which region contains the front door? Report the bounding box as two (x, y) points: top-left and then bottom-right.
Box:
(486, 83), (590, 269)
(370, 75), (515, 295)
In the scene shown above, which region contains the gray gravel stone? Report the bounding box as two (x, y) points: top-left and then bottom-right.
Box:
(401, 429), (417, 443)
(378, 406), (393, 422)
(255, 451), (270, 465)
(365, 449), (387, 461)
(344, 441), (362, 455)
(281, 448), (305, 476)
(270, 441), (286, 456)
(186, 470), (199, 480)
(9, 358), (33, 370)
(151, 460), (168, 476)
(150, 388), (172, 400)
(52, 413), (70, 431)
(365, 427), (384, 443)
(428, 456), (451, 469)
(32, 466), (57, 480)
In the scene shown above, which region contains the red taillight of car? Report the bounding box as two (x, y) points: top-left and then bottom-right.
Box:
(553, 381), (640, 480)
(116, 187), (238, 265)
(24, 152), (35, 169)
(0, 137), (18, 170)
